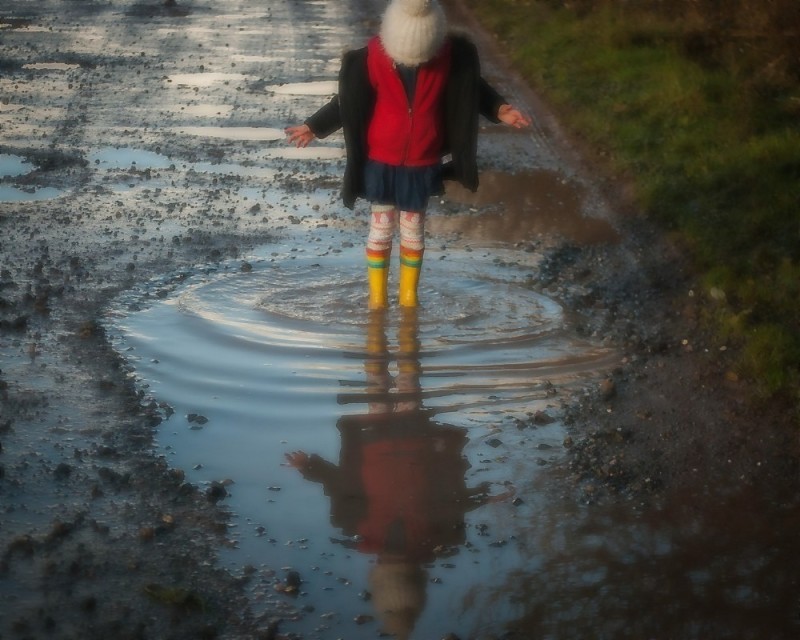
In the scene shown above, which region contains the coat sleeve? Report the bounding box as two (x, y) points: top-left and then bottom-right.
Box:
(478, 77), (506, 124)
(305, 94), (342, 139)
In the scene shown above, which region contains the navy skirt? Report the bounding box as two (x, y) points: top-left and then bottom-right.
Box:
(364, 160), (444, 212)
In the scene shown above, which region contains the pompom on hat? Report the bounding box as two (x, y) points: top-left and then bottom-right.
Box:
(379, 0), (447, 66)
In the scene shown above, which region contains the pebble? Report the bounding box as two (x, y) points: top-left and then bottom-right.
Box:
(206, 481), (227, 502)
(599, 378), (616, 400)
(53, 462), (72, 479)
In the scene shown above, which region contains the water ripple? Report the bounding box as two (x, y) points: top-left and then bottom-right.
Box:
(109, 247), (613, 419)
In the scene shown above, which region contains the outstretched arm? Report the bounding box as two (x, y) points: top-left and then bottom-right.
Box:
(286, 93), (343, 148)
(497, 103), (531, 129)
(478, 78), (531, 128)
(285, 450), (340, 485)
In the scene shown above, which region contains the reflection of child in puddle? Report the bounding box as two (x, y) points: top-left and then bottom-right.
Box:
(286, 310), (506, 638)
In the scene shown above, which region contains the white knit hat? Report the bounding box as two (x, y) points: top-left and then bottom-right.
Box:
(379, 0), (447, 66)
(369, 563), (427, 639)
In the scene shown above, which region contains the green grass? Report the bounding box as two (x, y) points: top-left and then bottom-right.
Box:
(465, 1), (800, 405)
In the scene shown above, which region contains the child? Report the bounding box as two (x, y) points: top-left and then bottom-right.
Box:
(286, 0), (530, 308)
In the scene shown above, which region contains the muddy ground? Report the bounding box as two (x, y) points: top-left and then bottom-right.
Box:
(1, 1), (799, 639)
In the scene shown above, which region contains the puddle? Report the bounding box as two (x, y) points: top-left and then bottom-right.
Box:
(262, 146), (345, 160)
(165, 126), (285, 141)
(437, 169), (618, 245)
(0, 153), (68, 202)
(106, 236), (615, 639)
(90, 147), (276, 179)
(0, 186), (65, 202)
(267, 81), (338, 96)
(22, 62), (82, 71)
(91, 148), (174, 170)
(0, 154), (32, 178)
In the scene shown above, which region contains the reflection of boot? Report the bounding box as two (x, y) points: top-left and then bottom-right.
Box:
(366, 310), (392, 413)
(397, 308), (421, 377)
(396, 307), (421, 412)
(366, 309), (389, 375)
(367, 248), (391, 309)
(398, 246), (422, 307)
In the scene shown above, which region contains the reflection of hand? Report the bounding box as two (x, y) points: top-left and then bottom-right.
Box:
(285, 451), (310, 470)
(497, 104), (532, 129)
(285, 124), (316, 147)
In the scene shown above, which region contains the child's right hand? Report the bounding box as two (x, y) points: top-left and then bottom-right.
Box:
(285, 124), (316, 147)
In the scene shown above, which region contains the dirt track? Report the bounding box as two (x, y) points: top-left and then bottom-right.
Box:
(1, 1), (799, 639)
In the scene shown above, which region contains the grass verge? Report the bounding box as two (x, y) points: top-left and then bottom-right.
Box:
(465, 0), (800, 410)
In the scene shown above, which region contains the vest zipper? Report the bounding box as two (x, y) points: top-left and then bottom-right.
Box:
(398, 61), (413, 165)
(403, 105), (413, 164)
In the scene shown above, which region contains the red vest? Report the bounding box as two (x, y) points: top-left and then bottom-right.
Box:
(366, 36), (451, 167)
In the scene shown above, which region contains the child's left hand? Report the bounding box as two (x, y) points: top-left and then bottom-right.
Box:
(497, 104), (532, 129)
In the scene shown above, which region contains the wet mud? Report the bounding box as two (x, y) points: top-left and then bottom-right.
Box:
(2, 0), (799, 639)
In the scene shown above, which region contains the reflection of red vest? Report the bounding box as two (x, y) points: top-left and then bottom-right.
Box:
(366, 36), (451, 167)
(357, 436), (434, 561)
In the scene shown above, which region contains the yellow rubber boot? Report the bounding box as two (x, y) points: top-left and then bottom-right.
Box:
(398, 261), (421, 307)
(368, 266), (389, 310)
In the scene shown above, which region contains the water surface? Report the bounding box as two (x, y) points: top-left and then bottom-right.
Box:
(106, 234), (614, 639)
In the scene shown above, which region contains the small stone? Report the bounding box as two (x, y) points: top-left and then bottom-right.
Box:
(139, 527), (156, 542)
(275, 570), (303, 595)
(285, 570), (301, 590)
(53, 462), (72, 479)
(206, 481), (227, 502)
(599, 378), (616, 400)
